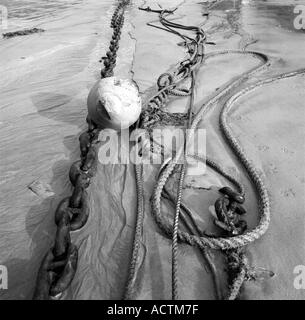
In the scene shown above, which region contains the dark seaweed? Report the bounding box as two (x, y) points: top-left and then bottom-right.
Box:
(2, 28), (45, 39)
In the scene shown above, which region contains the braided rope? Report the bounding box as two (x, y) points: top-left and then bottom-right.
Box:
(171, 163), (185, 300)
(226, 252), (249, 300)
(227, 268), (246, 300)
(171, 71), (196, 300)
(124, 164), (144, 299)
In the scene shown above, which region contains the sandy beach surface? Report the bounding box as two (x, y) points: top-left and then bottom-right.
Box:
(0, 0), (304, 300)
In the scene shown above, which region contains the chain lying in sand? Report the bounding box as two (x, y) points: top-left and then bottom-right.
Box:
(32, 0), (131, 300)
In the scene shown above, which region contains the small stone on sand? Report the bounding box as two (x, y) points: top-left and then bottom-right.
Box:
(28, 180), (54, 198)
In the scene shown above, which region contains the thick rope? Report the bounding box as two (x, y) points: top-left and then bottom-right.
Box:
(124, 163), (144, 299)
(171, 164), (185, 300)
(227, 267), (246, 300)
(172, 71), (196, 300)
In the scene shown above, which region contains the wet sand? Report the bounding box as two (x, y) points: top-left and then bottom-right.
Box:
(0, 0), (304, 299)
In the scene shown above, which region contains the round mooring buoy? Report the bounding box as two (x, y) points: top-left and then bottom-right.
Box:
(87, 77), (141, 130)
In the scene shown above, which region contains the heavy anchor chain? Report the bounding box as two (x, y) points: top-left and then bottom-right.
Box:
(33, 117), (100, 300)
(33, 0), (131, 300)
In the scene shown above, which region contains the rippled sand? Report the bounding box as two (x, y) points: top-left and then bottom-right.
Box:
(0, 0), (304, 299)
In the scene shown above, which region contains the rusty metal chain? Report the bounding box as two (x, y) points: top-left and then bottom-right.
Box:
(33, 0), (131, 300)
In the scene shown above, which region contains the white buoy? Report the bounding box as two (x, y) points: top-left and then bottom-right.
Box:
(87, 77), (141, 130)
